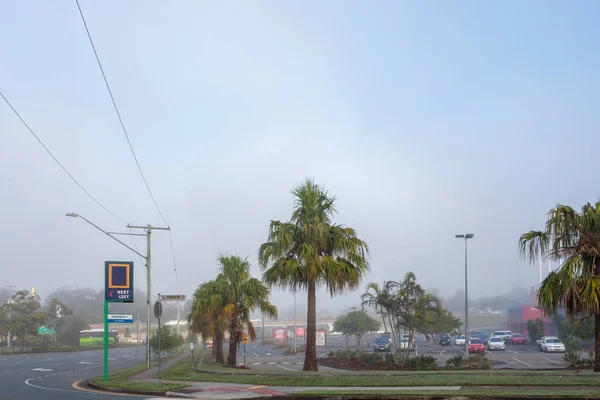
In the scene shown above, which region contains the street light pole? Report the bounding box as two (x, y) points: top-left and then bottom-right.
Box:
(65, 213), (169, 369)
(455, 233), (474, 356)
(6, 285), (15, 347)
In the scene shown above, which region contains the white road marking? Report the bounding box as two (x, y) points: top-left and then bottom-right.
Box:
(32, 368), (54, 372)
(485, 351), (492, 355)
(252, 362), (261, 365)
(276, 363), (296, 372)
(266, 352), (271, 356)
(543, 356), (563, 365)
(25, 379), (75, 393)
(507, 349), (519, 354)
(78, 362), (94, 365)
(267, 362), (276, 364)
(296, 362), (303, 364)
(512, 357), (534, 368)
(252, 352), (259, 356)
(282, 362), (291, 365)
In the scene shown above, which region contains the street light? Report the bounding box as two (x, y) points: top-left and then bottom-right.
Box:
(455, 233), (474, 356)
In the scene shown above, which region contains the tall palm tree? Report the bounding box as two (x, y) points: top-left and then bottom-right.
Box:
(361, 282), (388, 333)
(217, 255), (277, 368)
(187, 280), (228, 364)
(519, 202), (600, 371)
(259, 179), (370, 371)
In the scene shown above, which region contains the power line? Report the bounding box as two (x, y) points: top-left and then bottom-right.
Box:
(168, 231), (182, 294)
(0, 90), (128, 224)
(74, 0), (168, 226)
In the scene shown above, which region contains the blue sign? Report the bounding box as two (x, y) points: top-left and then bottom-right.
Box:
(107, 314), (134, 324)
(105, 261), (134, 302)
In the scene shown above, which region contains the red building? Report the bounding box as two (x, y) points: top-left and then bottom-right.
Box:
(503, 305), (557, 336)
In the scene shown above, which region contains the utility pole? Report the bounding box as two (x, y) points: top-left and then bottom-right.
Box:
(127, 224), (170, 368)
(176, 301), (180, 352)
(6, 285), (15, 348)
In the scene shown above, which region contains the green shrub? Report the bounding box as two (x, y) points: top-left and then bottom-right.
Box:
(446, 353), (466, 368)
(467, 354), (491, 370)
(359, 352), (383, 365)
(403, 355), (437, 370)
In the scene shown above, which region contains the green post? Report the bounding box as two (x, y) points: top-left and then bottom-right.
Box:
(103, 301), (108, 381)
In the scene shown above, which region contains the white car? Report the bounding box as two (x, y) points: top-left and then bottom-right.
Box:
(454, 335), (466, 346)
(539, 337), (565, 353)
(398, 338), (413, 350)
(487, 336), (506, 351)
(492, 330), (512, 342)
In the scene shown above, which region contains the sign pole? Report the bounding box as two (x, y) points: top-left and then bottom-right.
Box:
(103, 300), (108, 381)
(243, 340), (246, 367)
(157, 317), (161, 383)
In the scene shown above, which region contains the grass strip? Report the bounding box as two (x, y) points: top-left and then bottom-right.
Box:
(294, 390), (600, 397)
(90, 361), (188, 392)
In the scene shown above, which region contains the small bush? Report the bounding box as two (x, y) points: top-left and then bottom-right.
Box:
(467, 354), (491, 370)
(359, 352), (383, 365)
(446, 353), (466, 368)
(258, 339), (275, 346)
(384, 353), (395, 367)
(403, 355), (437, 370)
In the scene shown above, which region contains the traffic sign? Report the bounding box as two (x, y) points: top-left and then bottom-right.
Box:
(105, 261), (134, 302)
(243, 333), (249, 344)
(158, 294), (186, 302)
(107, 314), (134, 324)
(154, 301), (163, 319)
(37, 326), (55, 335)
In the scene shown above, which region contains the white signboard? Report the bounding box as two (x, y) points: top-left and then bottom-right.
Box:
(316, 329), (326, 346)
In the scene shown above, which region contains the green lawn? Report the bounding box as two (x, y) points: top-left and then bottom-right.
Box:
(90, 361), (188, 392)
(295, 390), (600, 398)
(163, 356), (600, 387)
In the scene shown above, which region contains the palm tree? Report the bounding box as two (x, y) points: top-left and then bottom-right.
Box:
(519, 202), (600, 371)
(360, 282), (388, 333)
(187, 280), (228, 364)
(259, 179), (370, 371)
(217, 255), (277, 368)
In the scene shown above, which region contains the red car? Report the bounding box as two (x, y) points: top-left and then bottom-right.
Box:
(510, 333), (527, 345)
(468, 337), (485, 353)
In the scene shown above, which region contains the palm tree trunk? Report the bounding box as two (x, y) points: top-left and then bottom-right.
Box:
(226, 318), (239, 368)
(595, 259), (600, 372)
(215, 331), (225, 365)
(380, 306), (388, 333)
(303, 278), (318, 371)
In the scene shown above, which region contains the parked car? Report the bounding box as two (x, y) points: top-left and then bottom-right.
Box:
(472, 332), (488, 345)
(438, 334), (452, 346)
(492, 330), (512, 342)
(539, 337), (565, 353)
(468, 338), (486, 353)
(509, 333), (527, 345)
(373, 337), (391, 352)
(399, 338), (412, 350)
(204, 339), (213, 349)
(454, 335), (466, 346)
(487, 336), (506, 351)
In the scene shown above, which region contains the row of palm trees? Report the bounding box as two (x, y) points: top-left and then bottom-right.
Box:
(188, 255), (277, 367)
(190, 179), (371, 371)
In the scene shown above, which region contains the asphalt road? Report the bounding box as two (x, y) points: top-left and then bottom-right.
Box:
(0, 345), (149, 399)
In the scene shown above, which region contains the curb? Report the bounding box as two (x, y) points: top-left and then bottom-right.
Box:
(82, 378), (190, 398)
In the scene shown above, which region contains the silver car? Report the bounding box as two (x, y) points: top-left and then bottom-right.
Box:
(487, 336), (506, 351)
(540, 337), (565, 353)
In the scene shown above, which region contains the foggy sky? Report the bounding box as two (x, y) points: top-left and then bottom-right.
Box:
(1, 1), (599, 312)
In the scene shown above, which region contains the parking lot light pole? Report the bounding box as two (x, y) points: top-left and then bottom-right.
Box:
(455, 233), (474, 356)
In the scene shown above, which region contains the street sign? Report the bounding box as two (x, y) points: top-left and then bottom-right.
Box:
(105, 261), (134, 302)
(273, 328), (286, 340)
(316, 329), (326, 346)
(37, 326), (55, 335)
(154, 301), (163, 319)
(158, 294), (186, 302)
(295, 327), (305, 337)
(243, 333), (249, 344)
(107, 314), (134, 324)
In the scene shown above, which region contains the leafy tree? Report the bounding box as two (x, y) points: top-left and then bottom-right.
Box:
(527, 319), (544, 342)
(0, 290), (47, 351)
(150, 325), (184, 355)
(259, 179), (370, 371)
(55, 315), (89, 346)
(419, 308), (461, 339)
(519, 202), (600, 371)
(333, 310), (379, 346)
(217, 255), (277, 368)
(188, 280), (228, 364)
(361, 282), (389, 334)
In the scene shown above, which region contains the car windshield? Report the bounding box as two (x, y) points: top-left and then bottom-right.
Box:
(546, 339), (561, 343)
(440, 335), (449, 339)
(513, 334), (524, 338)
(457, 335), (465, 339)
(375, 338), (389, 345)
(470, 339), (483, 344)
(400, 338), (409, 342)
(490, 337), (503, 342)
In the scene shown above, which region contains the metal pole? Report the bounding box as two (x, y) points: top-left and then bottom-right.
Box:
(176, 301), (180, 352)
(539, 246), (542, 285)
(464, 237), (469, 356)
(157, 317), (161, 383)
(243, 341), (246, 366)
(146, 224), (152, 368)
(6, 285), (14, 348)
(294, 292), (297, 353)
(103, 301), (109, 381)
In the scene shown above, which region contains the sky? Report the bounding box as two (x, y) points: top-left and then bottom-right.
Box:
(1, 1), (599, 313)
